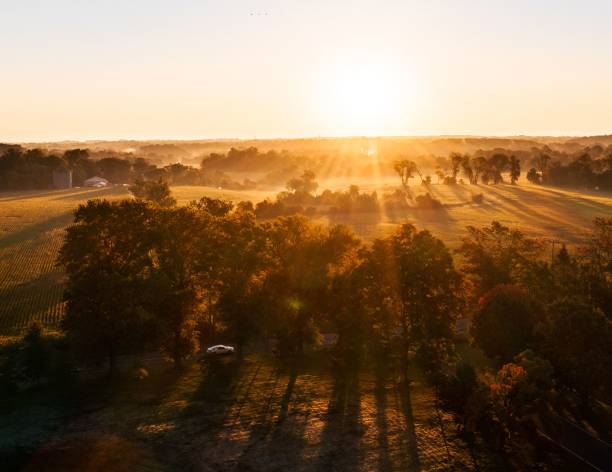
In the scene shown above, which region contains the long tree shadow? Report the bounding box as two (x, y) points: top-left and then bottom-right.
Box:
(0, 189), (76, 202)
(234, 359), (311, 470)
(0, 272), (64, 333)
(483, 185), (585, 235)
(396, 380), (421, 471)
(51, 187), (127, 202)
(186, 357), (249, 432)
(374, 363), (392, 471)
(0, 212), (72, 249)
(316, 363), (362, 471)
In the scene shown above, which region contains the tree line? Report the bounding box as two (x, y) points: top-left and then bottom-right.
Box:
(527, 151), (612, 190)
(3, 142), (611, 193)
(55, 192), (612, 388)
(0, 146), (252, 191)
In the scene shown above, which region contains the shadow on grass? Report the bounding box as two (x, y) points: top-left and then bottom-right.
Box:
(0, 360), (186, 471)
(386, 374), (422, 472)
(374, 363), (392, 471)
(316, 364), (362, 471)
(233, 359), (312, 470)
(0, 189), (74, 203)
(0, 212), (72, 249)
(50, 187), (127, 202)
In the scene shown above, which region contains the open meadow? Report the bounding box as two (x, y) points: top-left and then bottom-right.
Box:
(1, 183), (611, 335)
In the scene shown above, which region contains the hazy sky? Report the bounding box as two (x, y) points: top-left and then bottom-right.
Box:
(2, 0), (612, 141)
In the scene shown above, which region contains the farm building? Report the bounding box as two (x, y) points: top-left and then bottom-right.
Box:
(52, 168), (72, 189)
(84, 176), (109, 187)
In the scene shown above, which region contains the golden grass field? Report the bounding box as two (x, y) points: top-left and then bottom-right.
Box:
(0, 182), (610, 334)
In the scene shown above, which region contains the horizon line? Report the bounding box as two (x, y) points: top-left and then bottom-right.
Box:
(4, 132), (612, 145)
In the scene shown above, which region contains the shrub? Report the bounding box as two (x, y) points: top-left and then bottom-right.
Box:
(382, 189), (410, 211)
(415, 193), (443, 210)
(472, 193), (484, 204)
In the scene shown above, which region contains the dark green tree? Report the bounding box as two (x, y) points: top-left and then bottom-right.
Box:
(129, 178), (176, 207)
(539, 297), (612, 402)
(59, 200), (157, 374)
(509, 155), (521, 184)
(472, 285), (538, 362)
(367, 224), (461, 382)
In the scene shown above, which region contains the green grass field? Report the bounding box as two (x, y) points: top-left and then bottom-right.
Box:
(0, 183), (610, 335)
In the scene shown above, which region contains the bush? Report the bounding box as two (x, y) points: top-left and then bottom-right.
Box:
(472, 193), (484, 204)
(0, 328), (76, 394)
(382, 189), (410, 211)
(415, 193), (443, 210)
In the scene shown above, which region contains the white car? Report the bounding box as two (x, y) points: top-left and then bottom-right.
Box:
(206, 345), (235, 356)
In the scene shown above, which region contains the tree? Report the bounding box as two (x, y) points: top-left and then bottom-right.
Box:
(261, 216), (358, 356)
(97, 157), (132, 183)
(129, 179), (176, 207)
(509, 156), (521, 184)
(195, 196), (234, 216)
(212, 207), (268, 356)
(539, 297), (612, 402)
(65, 149), (96, 186)
(488, 153), (509, 184)
(393, 159), (419, 197)
(449, 153), (463, 183)
(457, 221), (543, 295)
(132, 157), (153, 177)
(22, 323), (46, 385)
(534, 153), (551, 183)
(367, 224), (461, 382)
(526, 167), (540, 184)
(59, 200), (157, 374)
(461, 155), (476, 184)
(63, 149), (89, 167)
(146, 206), (205, 365)
(287, 170), (318, 195)
(472, 285), (538, 361)
(579, 217), (612, 318)
(472, 156), (488, 185)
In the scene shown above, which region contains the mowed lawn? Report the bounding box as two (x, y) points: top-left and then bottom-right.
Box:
(1, 354), (495, 471)
(0, 183), (611, 334)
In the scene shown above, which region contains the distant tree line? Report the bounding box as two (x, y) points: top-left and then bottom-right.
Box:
(526, 151), (612, 190)
(0, 146), (254, 191)
(2, 142), (611, 192)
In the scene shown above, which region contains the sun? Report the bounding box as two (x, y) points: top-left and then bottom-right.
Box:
(314, 61), (407, 136)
